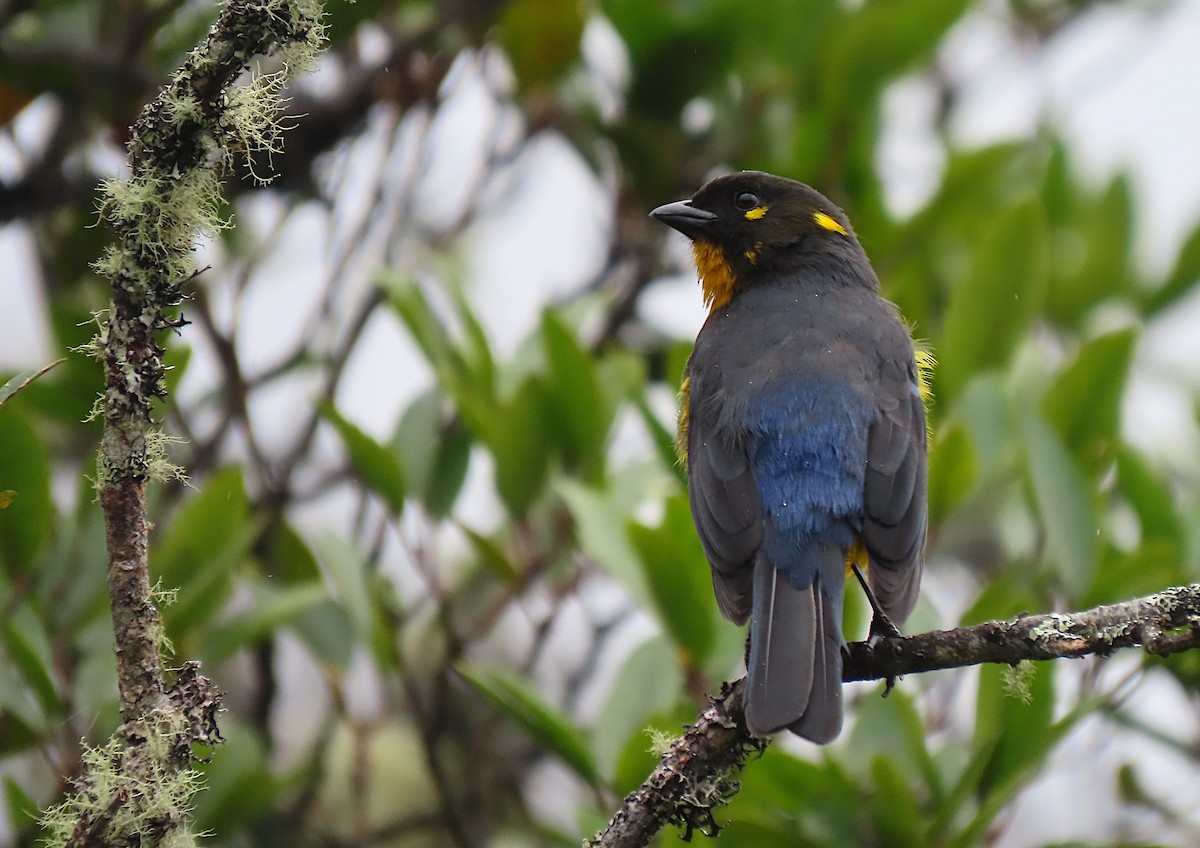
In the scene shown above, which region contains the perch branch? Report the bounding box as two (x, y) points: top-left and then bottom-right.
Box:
(590, 582), (1200, 848)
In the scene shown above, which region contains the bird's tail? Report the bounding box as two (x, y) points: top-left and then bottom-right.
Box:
(745, 544), (845, 743)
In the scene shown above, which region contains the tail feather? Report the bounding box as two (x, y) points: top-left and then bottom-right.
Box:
(745, 556), (815, 735)
(788, 586), (844, 743)
(745, 545), (845, 742)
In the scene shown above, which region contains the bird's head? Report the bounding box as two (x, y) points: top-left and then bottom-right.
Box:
(651, 171), (868, 309)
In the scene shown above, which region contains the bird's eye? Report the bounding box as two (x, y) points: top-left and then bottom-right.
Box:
(734, 191), (759, 211)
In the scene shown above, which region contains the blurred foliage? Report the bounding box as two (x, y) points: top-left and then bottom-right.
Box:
(3, 0), (1200, 846)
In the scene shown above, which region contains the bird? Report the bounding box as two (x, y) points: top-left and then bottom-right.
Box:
(650, 171), (928, 743)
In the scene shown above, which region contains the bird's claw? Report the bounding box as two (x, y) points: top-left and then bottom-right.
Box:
(863, 600), (902, 699)
(868, 609), (903, 644)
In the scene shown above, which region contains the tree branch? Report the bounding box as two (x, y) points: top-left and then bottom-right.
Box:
(44, 0), (325, 845)
(590, 582), (1200, 848)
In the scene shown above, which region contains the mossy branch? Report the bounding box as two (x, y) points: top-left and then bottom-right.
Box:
(50, 0), (325, 846)
(590, 582), (1200, 848)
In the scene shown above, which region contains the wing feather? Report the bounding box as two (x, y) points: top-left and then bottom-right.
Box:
(863, 377), (927, 624)
(687, 406), (762, 625)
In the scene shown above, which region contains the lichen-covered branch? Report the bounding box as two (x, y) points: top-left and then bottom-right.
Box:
(842, 582), (1200, 680)
(47, 0), (325, 845)
(588, 683), (757, 848)
(590, 582), (1200, 848)
(93, 0), (322, 729)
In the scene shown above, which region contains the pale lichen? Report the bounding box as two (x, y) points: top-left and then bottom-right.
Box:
(1001, 661), (1036, 704)
(49, 0), (326, 844)
(645, 726), (674, 758)
(88, 0), (326, 487)
(1028, 613), (1076, 645)
(41, 720), (204, 848)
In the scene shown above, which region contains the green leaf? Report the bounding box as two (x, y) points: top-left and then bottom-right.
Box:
(937, 197), (1048, 403)
(496, 0), (585, 90)
(72, 618), (120, 730)
(1116, 445), (1183, 548)
(0, 687), (46, 754)
(541, 311), (609, 479)
(947, 662), (1072, 846)
(559, 479), (650, 605)
(315, 535), (374, 641)
(161, 343), (191, 399)
(322, 403), (406, 515)
(973, 662), (1053, 792)
(1040, 328), (1137, 472)
(0, 359), (65, 408)
(0, 404), (52, 576)
(485, 377), (551, 516)
(394, 391), (471, 520)
(382, 275), (495, 416)
(958, 567), (1041, 627)
(951, 373), (1015, 485)
(0, 660), (45, 746)
(824, 0), (967, 108)
(458, 663), (599, 784)
(260, 520), (321, 584)
(868, 755), (925, 848)
(4, 776), (40, 835)
(633, 391), (686, 487)
(845, 686), (939, 803)
(193, 720), (278, 833)
(627, 493), (715, 667)
(591, 637), (682, 780)
(205, 583), (330, 662)
(382, 276), (456, 376)
(1085, 541), (1181, 609)
(1144, 215), (1200, 316)
(423, 428), (470, 519)
(291, 599), (356, 668)
(1045, 174), (1133, 325)
(155, 467), (253, 639)
(727, 749), (860, 843)
(311, 537), (399, 670)
(1020, 412), (1099, 599)
(2, 604), (59, 716)
(448, 284), (497, 404)
(460, 526), (519, 584)
(926, 420), (979, 525)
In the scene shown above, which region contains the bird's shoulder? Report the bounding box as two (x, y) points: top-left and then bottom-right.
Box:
(691, 282), (910, 387)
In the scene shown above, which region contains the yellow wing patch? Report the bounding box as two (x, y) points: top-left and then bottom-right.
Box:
(813, 211), (847, 235)
(744, 206), (768, 220)
(675, 375), (691, 467)
(914, 347), (935, 407)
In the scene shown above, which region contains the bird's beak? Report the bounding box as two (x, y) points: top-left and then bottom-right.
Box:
(650, 199), (718, 241)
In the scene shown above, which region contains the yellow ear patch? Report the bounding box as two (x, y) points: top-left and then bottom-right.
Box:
(744, 206), (768, 220)
(814, 211), (847, 235)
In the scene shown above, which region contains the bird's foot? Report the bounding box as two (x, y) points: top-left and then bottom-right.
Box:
(868, 608), (903, 643)
(850, 563), (904, 697)
(870, 614), (902, 697)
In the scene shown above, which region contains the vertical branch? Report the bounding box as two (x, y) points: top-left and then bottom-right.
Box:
(42, 0), (327, 845)
(100, 481), (165, 722)
(92, 0), (325, 731)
